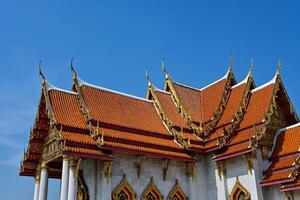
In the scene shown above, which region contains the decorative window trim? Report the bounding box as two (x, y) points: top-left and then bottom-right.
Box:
(167, 179), (187, 200)
(141, 177), (163, 200)
(229, 177), (251, 200)
(112, 174), (136, 200)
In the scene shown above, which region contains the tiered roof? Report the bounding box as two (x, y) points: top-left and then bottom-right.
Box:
(20, 61), (299, 192)
(261, 124), (300, 191)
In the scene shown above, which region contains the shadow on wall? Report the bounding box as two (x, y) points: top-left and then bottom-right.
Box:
(226, 157), (248, 178)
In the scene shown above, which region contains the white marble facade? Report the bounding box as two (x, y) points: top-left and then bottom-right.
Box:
(78, 150), (297, 200)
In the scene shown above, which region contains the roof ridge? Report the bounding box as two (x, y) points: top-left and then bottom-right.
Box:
(77, 77), (153, 103)
(45, 80), (77, 95)
(251, 73), (277, 93)
(231, 72), (251, 89)
(173, 81), (200, 92)
(200, 69), (229, 91)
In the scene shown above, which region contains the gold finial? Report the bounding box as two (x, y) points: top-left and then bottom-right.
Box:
(277, 58), (282, 74)
(229, 52), (234, 68)
(161, 58), (169, 79)
(146, 67), (150, 82)
(38, 60), (46, 81)
(250, 57), (254, 70)
(145, 67), (152, 86)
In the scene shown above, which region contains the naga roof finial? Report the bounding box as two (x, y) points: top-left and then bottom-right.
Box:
(38, 60), (46, 83)
(70, 57), (78, 80)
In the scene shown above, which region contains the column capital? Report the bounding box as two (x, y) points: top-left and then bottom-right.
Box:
(35, 174), (40, 183)
(41, 162), (49, 169)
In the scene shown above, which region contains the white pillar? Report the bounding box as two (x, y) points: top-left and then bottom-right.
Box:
(33, 176), (40, 200)
(38, 165), (49, 200)
(67, 162), (78, 200)
(60, 156), (69, 200)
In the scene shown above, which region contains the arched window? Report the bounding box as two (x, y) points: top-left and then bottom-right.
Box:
(167, 180), (187, 200)
(112, 175), (136, 200)
(229, 178), (250, 200)
(141, 177), (163, 200)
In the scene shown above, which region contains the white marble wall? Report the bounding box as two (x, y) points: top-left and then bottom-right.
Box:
(80, 153), (297, 200)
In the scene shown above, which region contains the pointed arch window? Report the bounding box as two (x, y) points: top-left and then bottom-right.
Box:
(112, 175), (136, 200)
(167, 180), (187, 200)
(229, 178), (250, 200)
(141, 177), (163, 200)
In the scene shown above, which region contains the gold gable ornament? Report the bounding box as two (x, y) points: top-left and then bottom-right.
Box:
(112, 174), (136, 200)
(141, 177), (163, 200)
(229, 177), (251, 200)
(167, 180), (187, 200)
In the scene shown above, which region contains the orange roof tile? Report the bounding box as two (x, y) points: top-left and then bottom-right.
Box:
(103, 141), (193, 161)
(217, 83), (246, 126)
(61, 131), (96, 145)
(80, 85), (168, 135)
(172, 83), (202, 121)
(271, 125), (300, 158)
(172, 78), (227, 123)
(239, 84), (275, 129)
(99, 127), (181, 150)
(213, 141), (251, 160)
(48, 90), (87, 129)
(201, 79), (228, 122)
(155, 90), (188, 128)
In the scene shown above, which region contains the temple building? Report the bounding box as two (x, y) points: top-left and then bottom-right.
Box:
(20, 60), (300, 200)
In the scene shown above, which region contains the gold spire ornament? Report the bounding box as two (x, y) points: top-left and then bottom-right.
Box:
(277, 58), (282, 74)
(229, 53), (234, 68)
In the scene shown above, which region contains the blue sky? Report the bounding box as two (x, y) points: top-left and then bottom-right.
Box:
(1, 1), (300, 199)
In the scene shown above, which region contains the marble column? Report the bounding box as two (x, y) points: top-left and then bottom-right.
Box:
(38, 164), (49, 200)
(60, 156), (69, 200)
(67, 161), (78, 200)
(33, 176), (40, 200)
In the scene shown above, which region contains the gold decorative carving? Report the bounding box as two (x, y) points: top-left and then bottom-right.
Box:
(161, 63), (202, 138)
(216, 160), (226, 180)
(167, 179), (187, 200)
(71, 64), (105, 147)
(186, 162), (196, 180)
(104, 161), (112, 180)
(112, 174), (136, 200)
(77, 170), (89, 200)
(229, 177), (251, 200)
(42, 128), (65, 164)
(242, 153), (254, 174)
(203, 66), (235, 135)
(147, 79), (190, 149)
(250, 72), (298, 157)
(217, 70), (254, 147)
(141, 177), (163, 200)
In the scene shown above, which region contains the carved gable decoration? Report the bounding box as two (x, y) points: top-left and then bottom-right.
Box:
(229, 178), (251, 200)
(167, 180), (187, 200)
(141, 177), (163, 200)
(112, 175), (136, 200)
